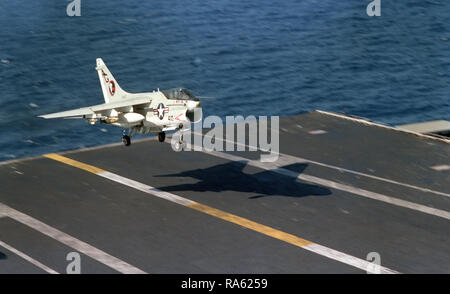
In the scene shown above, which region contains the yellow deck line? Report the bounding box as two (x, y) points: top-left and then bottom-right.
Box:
(44, 153), (105, 174)
(43, 153), (398, 273)
(187, 203), (313, 247)
(45, 153), (312, 248)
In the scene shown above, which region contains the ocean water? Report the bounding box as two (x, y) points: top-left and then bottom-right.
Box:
(0, 0), (448, 161)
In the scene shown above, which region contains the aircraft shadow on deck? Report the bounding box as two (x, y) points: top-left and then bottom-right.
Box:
(155, 161), (331, 199)
(0, 252), (6, 260)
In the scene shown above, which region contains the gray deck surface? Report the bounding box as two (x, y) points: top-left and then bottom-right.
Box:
(0, 111), (448, 273)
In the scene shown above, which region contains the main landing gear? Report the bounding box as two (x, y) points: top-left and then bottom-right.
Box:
(158, 132), (166, 142)
(122, 135), (131, 146)
(122, 129), (131, 146)
(121, 130), (183, 149)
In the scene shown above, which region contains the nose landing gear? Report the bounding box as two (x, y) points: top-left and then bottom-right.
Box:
(173, 134), (186, 151)
(158, 132), (166, 142)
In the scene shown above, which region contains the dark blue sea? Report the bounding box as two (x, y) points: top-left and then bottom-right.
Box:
(0, 0), (449, 161)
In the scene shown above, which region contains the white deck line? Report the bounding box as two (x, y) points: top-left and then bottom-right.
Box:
(303, 243), (398, 274)
(97, 171), (196, 206)
(0, 240), (59, 274)
(207, 135), (450, 198)
(187, 143), (450, 220)
(0, 203), (147, 274)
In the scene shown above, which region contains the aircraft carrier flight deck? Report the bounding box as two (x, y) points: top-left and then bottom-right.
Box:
(0, 111), (449, 274)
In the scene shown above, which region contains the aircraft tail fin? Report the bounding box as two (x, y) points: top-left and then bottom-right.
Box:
(95, 58), (128, 103)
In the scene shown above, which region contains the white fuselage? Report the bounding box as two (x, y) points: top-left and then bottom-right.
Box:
(108, 90), (197, 135)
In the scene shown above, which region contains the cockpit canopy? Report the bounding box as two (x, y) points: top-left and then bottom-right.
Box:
(161, 88), (199, 101)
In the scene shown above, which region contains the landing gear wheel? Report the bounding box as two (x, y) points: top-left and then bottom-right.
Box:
(173, 135), (185, 151)
(158, 132), (166, 143)
(175, 135), (186, 151)
(122, 135), (131, 146)
(174, 141), (183, 151)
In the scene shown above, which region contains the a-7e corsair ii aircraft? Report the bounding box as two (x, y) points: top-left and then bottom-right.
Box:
(39, 58), (202, 149)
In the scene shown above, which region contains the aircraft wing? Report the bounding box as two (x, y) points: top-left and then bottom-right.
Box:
(38, 97), (151, 119)
(38, 107), (95, 119)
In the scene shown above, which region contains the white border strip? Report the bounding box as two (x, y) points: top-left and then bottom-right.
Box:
(316, 110), (450, 144)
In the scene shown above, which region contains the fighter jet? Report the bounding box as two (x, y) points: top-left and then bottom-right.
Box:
(39, 58), (202, 150)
